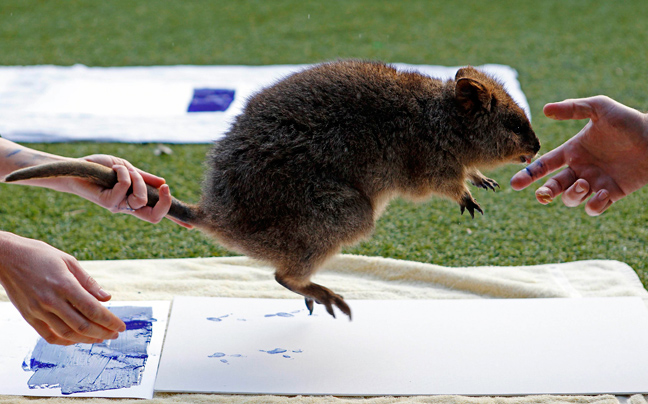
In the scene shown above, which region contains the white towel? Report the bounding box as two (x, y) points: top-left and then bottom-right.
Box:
(0, 255), (645, 403)
(0, 64), (531, 143)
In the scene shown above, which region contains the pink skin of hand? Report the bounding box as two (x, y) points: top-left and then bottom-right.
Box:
(510, 96), (648, 216)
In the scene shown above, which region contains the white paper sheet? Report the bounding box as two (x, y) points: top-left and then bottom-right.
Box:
(0, 63), (530, 143)
(0, 301), (169, 399)
(155, 296), (648, 396)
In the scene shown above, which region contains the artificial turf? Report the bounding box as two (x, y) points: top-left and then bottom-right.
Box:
(0, 0), (646, 288)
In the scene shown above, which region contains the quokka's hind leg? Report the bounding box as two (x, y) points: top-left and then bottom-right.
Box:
(275, 272), (352, 319)
(265, 181), (373, 320)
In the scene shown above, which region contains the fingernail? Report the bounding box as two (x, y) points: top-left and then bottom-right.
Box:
(536, 187), (553, 204)
(575, 183), (585, 193)
(97, 288), (111, 299)
(599, 189), (609, 200)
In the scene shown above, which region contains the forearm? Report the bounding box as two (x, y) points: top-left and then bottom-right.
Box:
(0, 138), (74, 191)
(0, 230), (24, 285)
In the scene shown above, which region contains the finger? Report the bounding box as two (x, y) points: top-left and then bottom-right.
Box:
(30, 317), (78, 346)
(137, 169), (166, 188)
(67, 259), (112, 302)
(561, 178), (591, 207)
(66, 259), (126, 333)
(585, 189), (613, 216)
(111, 165), (133, 209)
(510, 149), (567, 191)
(127, 167), (148, 209)
(543, 98), (599, 121)
(133, 184), (172, 223)
(42, 311), (108, 344)
(534, 167), (577, 204)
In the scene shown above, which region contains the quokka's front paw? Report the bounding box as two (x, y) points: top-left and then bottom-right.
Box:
(471, 176), (499, 191)
(460, 194), (484, 218)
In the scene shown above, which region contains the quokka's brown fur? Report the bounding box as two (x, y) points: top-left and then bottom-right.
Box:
(6, 60), (540, 319)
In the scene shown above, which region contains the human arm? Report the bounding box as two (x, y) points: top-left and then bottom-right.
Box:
(0, 231), (126, 345)
(510, 96), (648, 216)
(0, 138), (173, 223)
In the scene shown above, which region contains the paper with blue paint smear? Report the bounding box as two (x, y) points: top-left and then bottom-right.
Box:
(0, 301), (169, 398)
(155, 296), (648, 396)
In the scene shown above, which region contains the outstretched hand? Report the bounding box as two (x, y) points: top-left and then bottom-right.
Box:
(0, 232), (125, 345)
(510, 96), (648, 216)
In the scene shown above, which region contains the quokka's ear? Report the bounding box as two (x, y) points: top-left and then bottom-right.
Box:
(455, 77), (492, 113)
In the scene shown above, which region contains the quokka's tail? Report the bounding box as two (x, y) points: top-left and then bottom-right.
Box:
(5, 161), (200, 224)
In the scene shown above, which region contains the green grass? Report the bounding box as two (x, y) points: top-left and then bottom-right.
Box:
(0, 0), (647, 289)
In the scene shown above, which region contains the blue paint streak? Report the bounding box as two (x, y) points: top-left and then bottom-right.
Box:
(22, 306), (154, 395)
(264, 312), (294, 318)
(6, 149), (21, 158)
(206, 314), (230, 322)
(208, 352), (245, 364)
(261, 348), (288, 355)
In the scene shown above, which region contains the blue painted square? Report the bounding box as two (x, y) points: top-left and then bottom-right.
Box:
(187, 88), (235, 113)
(22, 306), (155, 395)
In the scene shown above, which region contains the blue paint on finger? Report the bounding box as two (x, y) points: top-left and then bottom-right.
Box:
(22, 306), (155, 395)
(524, 160), (546, 179)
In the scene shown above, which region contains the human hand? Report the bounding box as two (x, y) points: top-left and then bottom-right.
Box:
(73, 154), (175, 224)
(510, 96), (648, 216)
(0, 232), (126, 345)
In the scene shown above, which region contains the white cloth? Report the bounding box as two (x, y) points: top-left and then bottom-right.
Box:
(1, 255), (645, 403)
(0, 64), (531, 143)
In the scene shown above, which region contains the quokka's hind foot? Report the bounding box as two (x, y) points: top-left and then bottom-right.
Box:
(275, 274), (352, 320)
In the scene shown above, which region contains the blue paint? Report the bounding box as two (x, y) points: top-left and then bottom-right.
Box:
(524, 160), (545, 179)
(6, 149), (21, 158)
(264, 312), (294, 318)
(22, 306), (154, 395)
(206, 314), (230, 322)
(208, 352), (245, 364)
(187, 88), (235, 112)
(260, 348), (288, 355)
(258, 348), (302, 359)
